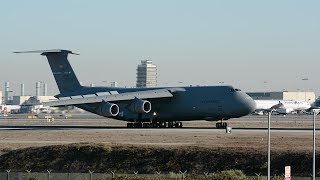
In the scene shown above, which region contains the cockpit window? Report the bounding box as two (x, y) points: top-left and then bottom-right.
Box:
(230, 88), (241, 92)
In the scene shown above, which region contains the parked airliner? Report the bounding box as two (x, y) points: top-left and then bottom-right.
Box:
(254, 99), (310, 115)
(14, 49), (256, 128)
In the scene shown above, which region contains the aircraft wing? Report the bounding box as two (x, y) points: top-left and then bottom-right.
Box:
(43, 89), (174, 107)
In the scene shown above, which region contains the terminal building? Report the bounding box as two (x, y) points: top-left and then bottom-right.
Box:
(11, 95), (55, 105)
(136, 60), (157, 88)
(1, 82), (56, 113)
(247, 91), (316, 103)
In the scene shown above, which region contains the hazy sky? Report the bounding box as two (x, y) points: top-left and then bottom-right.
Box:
(1, 1), (319, 96)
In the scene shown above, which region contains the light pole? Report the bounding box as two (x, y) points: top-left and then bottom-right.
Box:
(263, 81), (267, 98)
(267, 111), (272, 180)
(302, 78), (308, 101)
(312, 109), (319, 180)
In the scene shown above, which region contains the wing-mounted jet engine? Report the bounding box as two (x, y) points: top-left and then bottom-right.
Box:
(97, 101), (119, 117)
(128, 97), (152, 113)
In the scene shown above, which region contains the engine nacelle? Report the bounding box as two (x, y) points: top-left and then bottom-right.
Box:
(97, 101), (119, 117)
(129, 98), (152, 113)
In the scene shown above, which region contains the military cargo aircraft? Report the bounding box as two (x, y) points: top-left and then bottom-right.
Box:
(14, 50), (256, 128)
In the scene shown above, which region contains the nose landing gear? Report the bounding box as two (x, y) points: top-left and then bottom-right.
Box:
(216, 121), (228, 129)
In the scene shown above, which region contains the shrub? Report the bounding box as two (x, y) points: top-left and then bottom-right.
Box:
(27, 177), (40, 180)
(209, 170), (247, 180)
(115, 176), (146, 180)
(271, 175), (283, 180)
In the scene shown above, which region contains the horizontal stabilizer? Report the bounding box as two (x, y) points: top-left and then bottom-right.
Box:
(13, 49), (79, 55)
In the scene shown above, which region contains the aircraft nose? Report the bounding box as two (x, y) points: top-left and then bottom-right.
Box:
(237, 94), (256, 116)
(245, 96), (257, 114)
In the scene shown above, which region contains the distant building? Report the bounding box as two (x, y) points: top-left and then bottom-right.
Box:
(136, 60), (157, 88)
(22, 96), (56, 114)
(10, 95), (56, 105)
(247, 91), (316, 103)
(11, 96), (32, 105)
(36, 81), (41, 97)
(43, 83), (48, 96)
(110, 81), (118, 87)
(4, 82), (10, 104)
(20, 84), (25, 96)
(36, 96), (56, 103)
(0, 90), (2, 104)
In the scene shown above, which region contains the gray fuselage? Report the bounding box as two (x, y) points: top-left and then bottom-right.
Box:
(58, 85), (256, 122)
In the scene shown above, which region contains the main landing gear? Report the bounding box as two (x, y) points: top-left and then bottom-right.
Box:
(216, 121), (228, 129)
(127, 121), (183, 128)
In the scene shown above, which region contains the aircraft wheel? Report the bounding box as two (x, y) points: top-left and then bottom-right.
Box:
(143, 123), (150, 128)
(151, 122), (159, 128)
(223, 122), (228, 128)
(134, 122), (143, 128)
(216, 122), (222, 129)
(127, 123), (134, 128)
(159, 122), (166, 128)
(168, 122), (174, 128)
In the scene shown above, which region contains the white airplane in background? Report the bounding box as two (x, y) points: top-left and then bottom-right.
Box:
(254, 100), (311, 115)
(0, 105), (21, 116)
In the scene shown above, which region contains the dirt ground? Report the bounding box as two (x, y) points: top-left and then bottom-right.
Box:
(0, 114), (319, 154)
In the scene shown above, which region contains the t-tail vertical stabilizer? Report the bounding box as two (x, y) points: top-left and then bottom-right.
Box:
(14, 49), (82, 93)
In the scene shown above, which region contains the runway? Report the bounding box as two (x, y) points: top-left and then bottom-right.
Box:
(0, 125), (320, 132)
(0, 114), (320, 154)
(0, 113), (319, 131)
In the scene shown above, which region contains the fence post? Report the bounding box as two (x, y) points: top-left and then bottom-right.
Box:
(155, 171), (161, 179)
(110, 170), (116, 179)
(179, 170), (187, 180)
(255, 173), (261, 180)
(6, 169), (11, 180)
(26, 170), (31, 179)
(89, 170), (94, 180)
(47, 170), (52, 180)
(133, 171), (138, 177)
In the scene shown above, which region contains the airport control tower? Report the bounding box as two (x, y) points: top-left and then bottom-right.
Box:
(4, 82), (10, 104)
(136, 60), (157, 88)
(0, 90), (2, 105)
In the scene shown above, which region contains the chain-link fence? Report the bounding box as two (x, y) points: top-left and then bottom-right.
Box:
(0, 171), (319, 180)
(0, 172), (179, 180)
